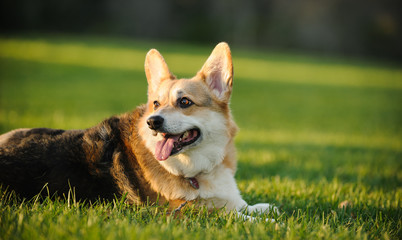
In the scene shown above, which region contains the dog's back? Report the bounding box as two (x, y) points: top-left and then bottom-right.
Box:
(0, 119), (121, 200)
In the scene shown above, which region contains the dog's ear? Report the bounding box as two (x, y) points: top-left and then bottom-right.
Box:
(199, 42), (233, 102)
(145, 49), (175, 95)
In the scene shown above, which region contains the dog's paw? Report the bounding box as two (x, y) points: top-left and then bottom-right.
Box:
(236, 212), (277, 223)
(236, 203), (280, 223)
(247, 203), (280, 215)
(265, 217), (277, 223)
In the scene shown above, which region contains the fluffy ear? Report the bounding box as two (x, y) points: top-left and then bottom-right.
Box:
(144, 49), (175, 95)
(199, 42), (233, 102)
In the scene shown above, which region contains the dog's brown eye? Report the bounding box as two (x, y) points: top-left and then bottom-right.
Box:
(178, 97), (193, 108)
(153, 101), (160, 110)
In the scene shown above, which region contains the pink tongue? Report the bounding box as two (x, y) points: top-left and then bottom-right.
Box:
(155, 135), (181, 161)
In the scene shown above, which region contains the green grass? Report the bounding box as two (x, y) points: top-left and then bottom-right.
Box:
(0, 34), (401, 239)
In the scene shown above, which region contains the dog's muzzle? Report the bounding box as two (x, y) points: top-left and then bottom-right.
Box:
(146, 115), (201, 161)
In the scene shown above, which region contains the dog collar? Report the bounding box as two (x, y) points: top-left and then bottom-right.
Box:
(187, 177), (199, 189)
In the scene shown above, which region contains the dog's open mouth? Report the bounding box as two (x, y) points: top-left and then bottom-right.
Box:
(154, 128), (200, 161)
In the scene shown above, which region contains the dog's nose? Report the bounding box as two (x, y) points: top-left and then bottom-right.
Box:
(147, 116), (164, 130)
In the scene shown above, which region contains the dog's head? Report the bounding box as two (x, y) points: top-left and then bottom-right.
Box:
(139, 43), (237, 177)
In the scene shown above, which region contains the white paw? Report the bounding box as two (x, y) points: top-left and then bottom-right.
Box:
(236, 212), (277, 223)
(235, 203), (280, 222)
(247, 203), (280, 215)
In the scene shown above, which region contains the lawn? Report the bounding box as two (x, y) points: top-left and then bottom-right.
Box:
(0, 35), (401, 239)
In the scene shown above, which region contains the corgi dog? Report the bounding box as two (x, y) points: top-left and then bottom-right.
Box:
(0, 43), (278, 220)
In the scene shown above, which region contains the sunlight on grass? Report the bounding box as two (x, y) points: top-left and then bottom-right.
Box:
(0, 109), (109, 130)
(235, 58), (402, 89)
(1, 38), (401, 89)
(237, 129), (402, 151)
(238, 176), (402, 210)
(0, 39), (147, 71)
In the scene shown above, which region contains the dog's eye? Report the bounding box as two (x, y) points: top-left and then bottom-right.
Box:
(178, 97), (193, 108)
(153, 101), (160, 110)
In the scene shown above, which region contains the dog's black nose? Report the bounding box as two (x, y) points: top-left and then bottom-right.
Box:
(147, 116), (164, 130)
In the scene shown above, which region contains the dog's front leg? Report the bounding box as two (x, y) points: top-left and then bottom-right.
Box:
(198, 165), (278, 221)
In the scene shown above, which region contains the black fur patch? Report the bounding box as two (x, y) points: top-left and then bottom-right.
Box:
(0, 109), (144, 202)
